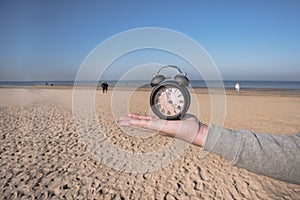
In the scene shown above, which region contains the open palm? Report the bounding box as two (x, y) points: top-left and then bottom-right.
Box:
(119, 113), (208, 147)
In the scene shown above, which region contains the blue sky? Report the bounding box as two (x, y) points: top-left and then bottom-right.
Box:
(0, 0), (299, 81)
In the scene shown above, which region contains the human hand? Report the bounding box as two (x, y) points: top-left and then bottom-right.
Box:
(119, 113), (208, 147)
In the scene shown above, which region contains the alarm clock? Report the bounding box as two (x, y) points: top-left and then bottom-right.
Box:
(150, 65), (190, 120)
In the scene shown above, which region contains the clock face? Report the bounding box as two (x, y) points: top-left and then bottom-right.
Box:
(150, 82), (190, 119)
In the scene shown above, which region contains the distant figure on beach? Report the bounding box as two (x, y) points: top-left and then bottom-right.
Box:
(235, 82), (240, 93)
(100, 81), (108, 93)
(120, 113), (300, 185)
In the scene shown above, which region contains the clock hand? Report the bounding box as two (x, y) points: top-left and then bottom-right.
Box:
(166, 91), (173, 104)
(169, 92), (178, 106)
(169, 92), (182, 110)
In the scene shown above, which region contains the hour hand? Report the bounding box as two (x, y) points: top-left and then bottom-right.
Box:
(166, 92), (173, 104)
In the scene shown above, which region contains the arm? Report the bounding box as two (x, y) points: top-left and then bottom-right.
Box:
(119, 113), (300, 185)
(206, 125), (300, 185)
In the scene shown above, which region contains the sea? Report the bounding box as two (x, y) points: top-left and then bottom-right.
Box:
(0, 80), (299, 91)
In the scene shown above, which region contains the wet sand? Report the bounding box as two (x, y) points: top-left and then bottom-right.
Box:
(0, 87), (300, 199)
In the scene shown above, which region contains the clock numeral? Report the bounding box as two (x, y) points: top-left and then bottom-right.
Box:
(174, 109), (177, 114)
(178, 94), (182, 97)
(167, 111), (171, 115)
(157, 104), (161, 109)
(179, 100), (184, 103)
(177, 105), (182, 110)
(161, 109), (165, 114)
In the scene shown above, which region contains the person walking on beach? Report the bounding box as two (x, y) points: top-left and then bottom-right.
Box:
(119, 113), (300, 185)
(235, 82), (240, 93)
(100, 81), (108, 93)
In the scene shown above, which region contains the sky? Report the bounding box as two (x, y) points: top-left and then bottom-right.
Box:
(0, 0), (299, 81)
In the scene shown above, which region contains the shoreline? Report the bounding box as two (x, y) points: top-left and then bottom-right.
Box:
(0, 85), (299, 97)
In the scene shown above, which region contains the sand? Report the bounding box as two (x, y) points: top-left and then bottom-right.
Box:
(0, 87), (300, 199)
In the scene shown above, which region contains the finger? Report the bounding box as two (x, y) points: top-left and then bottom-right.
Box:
(129, 119), (151, 127)
(119, 120), (130, 126)
(119, 115), (131, 121)
(128, 113), (153, 120)
(119, 115), (151, 127)
(128, 113), (149, 119)
(118, 115), (132, 126)
(119, 114), (150, 123)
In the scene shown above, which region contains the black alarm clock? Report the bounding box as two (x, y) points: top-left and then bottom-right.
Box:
(150, 65), (190, 120)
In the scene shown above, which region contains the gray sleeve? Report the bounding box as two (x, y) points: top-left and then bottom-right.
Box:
(204, 125), (300, 185)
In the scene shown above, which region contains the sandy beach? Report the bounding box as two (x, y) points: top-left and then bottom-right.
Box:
(0, 87), (300, 199)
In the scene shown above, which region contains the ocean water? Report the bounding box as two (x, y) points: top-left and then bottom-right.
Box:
(191, 80), (300, 90)
(0, 80), (299, 90)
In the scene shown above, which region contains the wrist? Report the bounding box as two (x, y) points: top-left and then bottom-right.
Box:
(194, 123), (209, 147)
